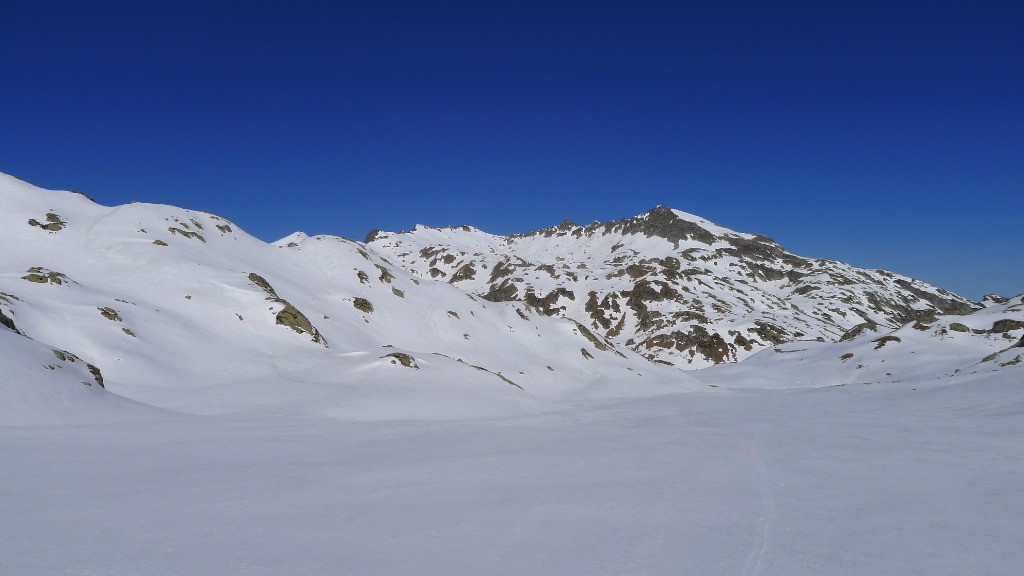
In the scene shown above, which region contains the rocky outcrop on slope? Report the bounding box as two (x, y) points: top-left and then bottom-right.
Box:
(248, 272), (328, 346)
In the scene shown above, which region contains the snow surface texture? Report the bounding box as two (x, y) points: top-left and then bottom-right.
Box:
(2, 173), (1023, 575)
(3, 376), (1024, 576)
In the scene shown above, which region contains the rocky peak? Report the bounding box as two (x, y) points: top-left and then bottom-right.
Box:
(624, 206), (720, 245)
(982, 294), (1010, 307)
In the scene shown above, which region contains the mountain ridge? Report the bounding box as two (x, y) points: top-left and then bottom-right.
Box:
(0, 172), (687, 422)
(2, 171), (1019, 427)
(364, 205), (978, 367)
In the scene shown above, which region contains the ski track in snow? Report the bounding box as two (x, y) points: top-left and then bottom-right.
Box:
(743, 437), (774, 576)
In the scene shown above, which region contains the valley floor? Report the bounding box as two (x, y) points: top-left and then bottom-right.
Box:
(3, 371), (1023, 575)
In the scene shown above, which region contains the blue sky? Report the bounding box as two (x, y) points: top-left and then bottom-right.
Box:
(3, 1), (1021, 298)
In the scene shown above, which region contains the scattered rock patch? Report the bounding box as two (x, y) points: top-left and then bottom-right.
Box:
(28, 212), (66, 232)
(22, 267), (72, 285)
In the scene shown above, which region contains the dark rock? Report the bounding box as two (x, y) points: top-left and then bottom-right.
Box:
(990, 319), (1024, 333)
(641, 326), (735, 364)
(28, 212), (67, 232)
(487, 259), (516, 284)
(382, 352), (418, 368)
(573, 320), (609, 351)
(872, 335), (901, 349)
(840, 320), (879, 342)
(97, 307), (122, 322)
(450, 263), (477, 283)
(51, 349), (104, 388)
(277, 303), (328, 345)
(22, 267), (72, 285)
(482, 280), (519, 302)
(751, 321), (789, 345)
(524, 287), (575, 316)
(248, 273), (327, 346)
(375, 265), (395, 283)
(623, 206), (717, 245)
(0, 309), (20, 334)
(248, 273), (279, 298)
(167, 227), (205, 242)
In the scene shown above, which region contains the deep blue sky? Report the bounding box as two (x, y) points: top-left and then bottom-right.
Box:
(3, 1), (1021, 298)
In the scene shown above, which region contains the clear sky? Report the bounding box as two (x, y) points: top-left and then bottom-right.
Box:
(3, 1), (1021, 299)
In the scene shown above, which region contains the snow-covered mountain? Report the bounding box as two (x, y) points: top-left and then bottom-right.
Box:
(2, 172), (1020, 423)
(0, 173), (684, 421)
(366, 207), (978, 367)
(4, 173), (1024, 575)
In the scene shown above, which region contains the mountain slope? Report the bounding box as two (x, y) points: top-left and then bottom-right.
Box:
(0, 305), (162, 424)
(366, 207), (978, 367)
(0, 174), (686, 421)
(696, 293), (1024, 389)
(2, 172), (1015, 424)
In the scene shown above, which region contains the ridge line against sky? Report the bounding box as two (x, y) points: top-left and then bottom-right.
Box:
(2, 2), (1021, 298)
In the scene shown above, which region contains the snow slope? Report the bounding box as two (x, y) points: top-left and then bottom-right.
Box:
(1, 172), (1016, 419)
(0, 325), (159, 425)
(0, 173), (688, 422)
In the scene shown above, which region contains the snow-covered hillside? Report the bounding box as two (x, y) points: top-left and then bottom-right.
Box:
(697, 294), (1024, 389)
(367, 207), (977, 367)
(0, 173), (686, 420)
(4, 172), (1020, 418)
(0, 325), (160, 425)
(4, 172), (1019, 419)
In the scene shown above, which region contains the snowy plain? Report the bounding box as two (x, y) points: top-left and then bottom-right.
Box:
(4, 370), (1024, 576)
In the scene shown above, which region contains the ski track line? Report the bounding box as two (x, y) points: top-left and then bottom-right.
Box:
(742, 438), (774, 576)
